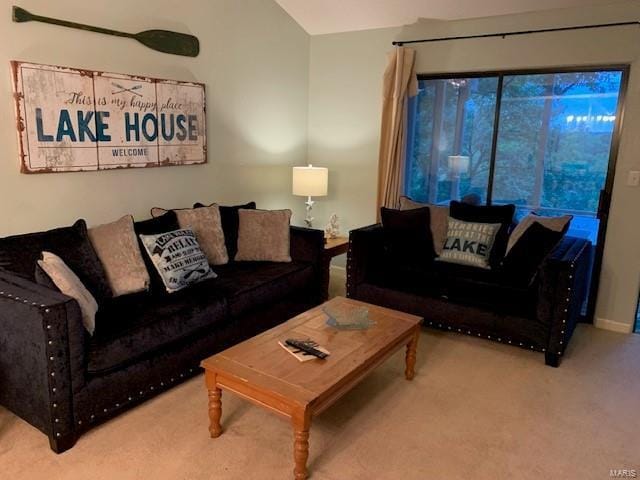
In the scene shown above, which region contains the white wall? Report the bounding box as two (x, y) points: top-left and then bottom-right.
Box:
(307, 2), (640, 330)
(0, 0), (309, 235)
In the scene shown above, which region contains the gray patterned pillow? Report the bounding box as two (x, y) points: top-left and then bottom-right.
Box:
(139, 229), (216, 293)
(438, 217), (501, 269)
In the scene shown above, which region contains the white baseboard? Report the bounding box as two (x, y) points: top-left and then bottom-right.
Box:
(594, 317), (634, 334)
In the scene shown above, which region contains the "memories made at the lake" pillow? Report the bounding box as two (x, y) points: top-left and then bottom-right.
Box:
(438, 217), (501, 269)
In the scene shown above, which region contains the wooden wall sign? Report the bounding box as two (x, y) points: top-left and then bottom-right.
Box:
(11, 61), (206, 173)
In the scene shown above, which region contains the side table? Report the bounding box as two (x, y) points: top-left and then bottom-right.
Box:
(322, 236), (349, 300)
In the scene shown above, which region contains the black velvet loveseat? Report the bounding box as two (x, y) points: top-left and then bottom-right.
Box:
(0, 216), (324, 453)
(346, 223), (591, 367)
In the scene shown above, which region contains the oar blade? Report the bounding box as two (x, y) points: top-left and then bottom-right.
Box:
(135, 29), (199, 57)
(12, 6), (33, 23)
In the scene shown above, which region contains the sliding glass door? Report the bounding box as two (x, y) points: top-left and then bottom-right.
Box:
(405, 66), (628, 320)
(405, 76), (498, 204)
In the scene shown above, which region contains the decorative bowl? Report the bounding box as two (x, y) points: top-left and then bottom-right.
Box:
(323, 303), (375, 330)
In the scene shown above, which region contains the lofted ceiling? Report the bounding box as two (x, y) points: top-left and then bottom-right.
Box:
(275, 0), (630, 35)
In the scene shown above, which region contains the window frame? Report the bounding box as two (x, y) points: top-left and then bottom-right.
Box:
(411, 65), (629, 206)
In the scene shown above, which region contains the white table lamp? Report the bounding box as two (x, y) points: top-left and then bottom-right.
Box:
(448, 155), (470, 201)
(292, 165), (328, 228)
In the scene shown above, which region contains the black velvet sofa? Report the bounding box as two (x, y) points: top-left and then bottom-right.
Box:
(346, 223), (591, 367)
(0, 223), (324, 453)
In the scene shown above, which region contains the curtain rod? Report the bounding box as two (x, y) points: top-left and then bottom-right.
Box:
(392, 21), (640, 46)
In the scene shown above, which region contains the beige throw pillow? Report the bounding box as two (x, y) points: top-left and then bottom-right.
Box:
(150, 207), (170, 217)
(235, 209), (292, 262)
(150, 206), (228, 265)
(38, 252), (98, 335)
(399, 196), (449, 255)
(507, 213), (572, 253)
(88, 215), (150, 296)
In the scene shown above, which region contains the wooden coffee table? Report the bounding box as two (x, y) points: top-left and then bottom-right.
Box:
(201, 296), (422, 479)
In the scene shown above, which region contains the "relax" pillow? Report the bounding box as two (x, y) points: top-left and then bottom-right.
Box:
(139, 228), (216, 293)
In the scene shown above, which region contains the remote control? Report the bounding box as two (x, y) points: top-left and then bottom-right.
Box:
(285, 339), (328, 359)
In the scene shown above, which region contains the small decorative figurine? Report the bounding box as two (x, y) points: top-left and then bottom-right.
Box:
(324, 213), (340, 239)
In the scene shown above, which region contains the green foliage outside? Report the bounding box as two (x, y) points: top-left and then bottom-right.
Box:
(407, 71), (622, 217)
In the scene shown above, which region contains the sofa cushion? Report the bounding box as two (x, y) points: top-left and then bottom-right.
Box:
(88, 278), (227, 374)
(211, 261), (314, 317)
(0, 219), (111, 302)
(194, 202), (257, 259)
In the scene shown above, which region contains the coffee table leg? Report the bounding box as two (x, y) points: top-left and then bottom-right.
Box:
(292, 409), (311, 480)
(405, 329), (419, 380)
(206, 373), (223, 438)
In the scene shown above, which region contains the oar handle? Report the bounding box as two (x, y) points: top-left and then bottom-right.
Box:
(12, 6), (132, 38)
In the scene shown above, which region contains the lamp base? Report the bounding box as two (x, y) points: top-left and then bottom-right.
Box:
(304, 196), (314, 228)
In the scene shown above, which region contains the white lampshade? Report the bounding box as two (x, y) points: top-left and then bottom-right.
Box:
(448, 155), (470, 175)
(292, 165), (328, 197)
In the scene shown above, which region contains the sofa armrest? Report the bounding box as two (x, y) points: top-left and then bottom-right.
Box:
(0, 269), (86, 451)
(290, 226), (325, 301)
(290, 226), (324, 265)
(537, 236), (591, 365)
(346, 224), (385, 299)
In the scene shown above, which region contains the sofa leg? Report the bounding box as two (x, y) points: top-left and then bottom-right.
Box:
(545, 352), (560, 368)
(49, 432), (77, 453)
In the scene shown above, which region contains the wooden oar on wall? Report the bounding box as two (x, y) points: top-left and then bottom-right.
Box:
(12, 6), (199, 57)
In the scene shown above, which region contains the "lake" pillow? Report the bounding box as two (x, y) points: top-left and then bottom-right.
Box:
(139, 229), (216, 293)
(438, 217), (501, 269)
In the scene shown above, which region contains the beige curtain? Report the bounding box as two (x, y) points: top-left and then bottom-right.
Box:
(376, 47), (418, 218)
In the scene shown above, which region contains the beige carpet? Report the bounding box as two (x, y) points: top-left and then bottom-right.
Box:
(1, 322), (639, 480)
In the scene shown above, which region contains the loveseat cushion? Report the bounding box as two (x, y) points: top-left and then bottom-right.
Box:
(398, 196), (449, 255)
(500, 221), (564, 287)
(211, 261), (314, 317)
(380, 207), (435, 269)
(370, 259), (536, 318)
(88, 279), (226, 374)
(434, 262), (536, 317)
